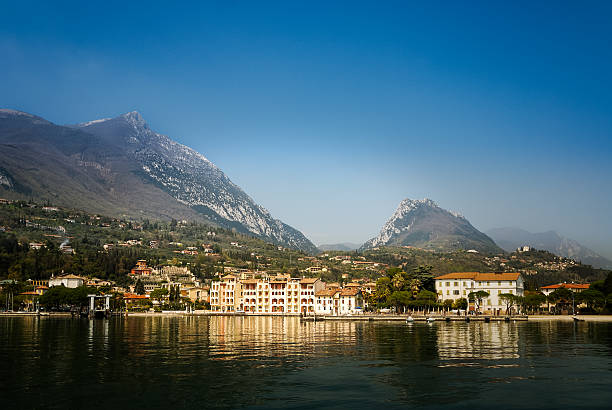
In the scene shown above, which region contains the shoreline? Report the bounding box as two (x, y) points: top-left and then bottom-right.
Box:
(3, 311), (612, 321)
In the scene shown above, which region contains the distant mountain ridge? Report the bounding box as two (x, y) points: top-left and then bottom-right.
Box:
(0, 109), (317, 253)
(361, 198), (502, 254)
(318, 242), (361, 252)
(487, 227), (612, 269)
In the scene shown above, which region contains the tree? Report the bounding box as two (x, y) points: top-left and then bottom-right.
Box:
(415, 290), (438, 310)
(453, 297), (468, 310)
(548, 288), (573, 313)
(388, 291), (412, 313)
(150, 287), (168, 302)
(468, 290), (489, 313)
(391, 272), (407, 292)
(134, 279), (145, 295)
(411, 265), (435, 292)
(442, 299), (454, 310)
(576, 289), (606, 313)
(374, 277), (392, 306)
(499, 293), (517, 315)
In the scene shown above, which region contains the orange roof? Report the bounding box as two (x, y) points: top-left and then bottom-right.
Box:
(300, 278), (319, 284)
(340, 288), (360, 296)
(541, 283), (590, 290)
(435, 272), (521, 281)
(20, 291), (39, 295)
(474, 273), (521, 281)
(315, 289), (338, 297)
(345, 282), (361, 287)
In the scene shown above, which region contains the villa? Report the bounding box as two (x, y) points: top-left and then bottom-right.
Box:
(435, 272), (524, 314)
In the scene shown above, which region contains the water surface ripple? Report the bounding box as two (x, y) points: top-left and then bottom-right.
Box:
(1, 316), (611, 409)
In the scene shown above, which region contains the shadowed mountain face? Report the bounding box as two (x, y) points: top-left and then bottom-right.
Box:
(0, 109), (317, 253)
(361, 198), (502, 254)
(487, 227), (612, 269)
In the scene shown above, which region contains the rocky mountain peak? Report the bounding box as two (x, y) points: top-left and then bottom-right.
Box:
(361, 197), (501, 253)
(120, 111), (148, 130)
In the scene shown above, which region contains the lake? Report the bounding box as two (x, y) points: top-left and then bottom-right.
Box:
(1, 316), (611, 409)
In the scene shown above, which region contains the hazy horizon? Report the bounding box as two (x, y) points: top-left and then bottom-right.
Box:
(2, 1), (611, 259)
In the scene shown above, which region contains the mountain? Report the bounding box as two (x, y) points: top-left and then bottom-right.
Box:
(361, 198), (502, 254)
(318, 242), (361, 252)
(0, 109), (317, 253)
(487, 227), (612, 269)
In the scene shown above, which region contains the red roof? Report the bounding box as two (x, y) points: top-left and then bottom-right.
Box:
(541, 283), (590, 290)
(123, 293), (149, 300)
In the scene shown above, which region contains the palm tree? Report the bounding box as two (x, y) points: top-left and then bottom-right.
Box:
(392, 273), (406, 291)
(410, 279), (422, 298)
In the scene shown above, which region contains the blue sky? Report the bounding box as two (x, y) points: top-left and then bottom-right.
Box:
(1, 1), (612, 257)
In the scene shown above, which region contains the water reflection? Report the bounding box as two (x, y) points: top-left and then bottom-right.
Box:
(1, 316), (612, 409)
(436, 322), (520, 360)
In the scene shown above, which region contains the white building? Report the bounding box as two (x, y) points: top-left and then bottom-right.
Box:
(540, 282), (589, 297)
(435, 272), (524, 314)
(315, 287), (364, 315)
(49, 274), (84, 288)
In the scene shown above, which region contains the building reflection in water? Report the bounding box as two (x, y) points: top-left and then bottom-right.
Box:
(206, 316), (361, 360)
(436, 322), (520, 361)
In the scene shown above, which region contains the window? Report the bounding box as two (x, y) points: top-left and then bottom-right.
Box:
(446, 282), (450, 287)
(446, 290), (450, 295)
(453, 290), (459, 295)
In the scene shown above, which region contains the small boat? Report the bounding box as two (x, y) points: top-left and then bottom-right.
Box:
(426, 317), (435, 323)
(572, 316), (585, 322)
(406, 316), (414, 323)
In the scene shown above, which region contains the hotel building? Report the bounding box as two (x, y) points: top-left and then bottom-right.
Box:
(435, 272), (524, 314)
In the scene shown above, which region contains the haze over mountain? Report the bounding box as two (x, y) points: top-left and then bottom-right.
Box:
(318, 243), (361, 252)
(487, 227), (612, 269)
(361, 198), (502, 254)
(0, 109), (317, 254)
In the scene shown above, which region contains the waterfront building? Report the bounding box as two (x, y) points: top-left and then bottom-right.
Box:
(435, 272), (524, 314)
(338, 287), (364, 315)
(49, 273), (84, 288)
(299, 278), (324, 314)
(314, 289), (338, 315)
(210, 275), (325, 314)
(210, 275), (242, 312)
(540, 282), (590, 297)
(314, 287), (364, 315)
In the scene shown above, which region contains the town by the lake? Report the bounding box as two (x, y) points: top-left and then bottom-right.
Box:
(3, 1), (612, 409)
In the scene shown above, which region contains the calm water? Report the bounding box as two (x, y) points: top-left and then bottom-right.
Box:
(1, 316), (611, 409)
